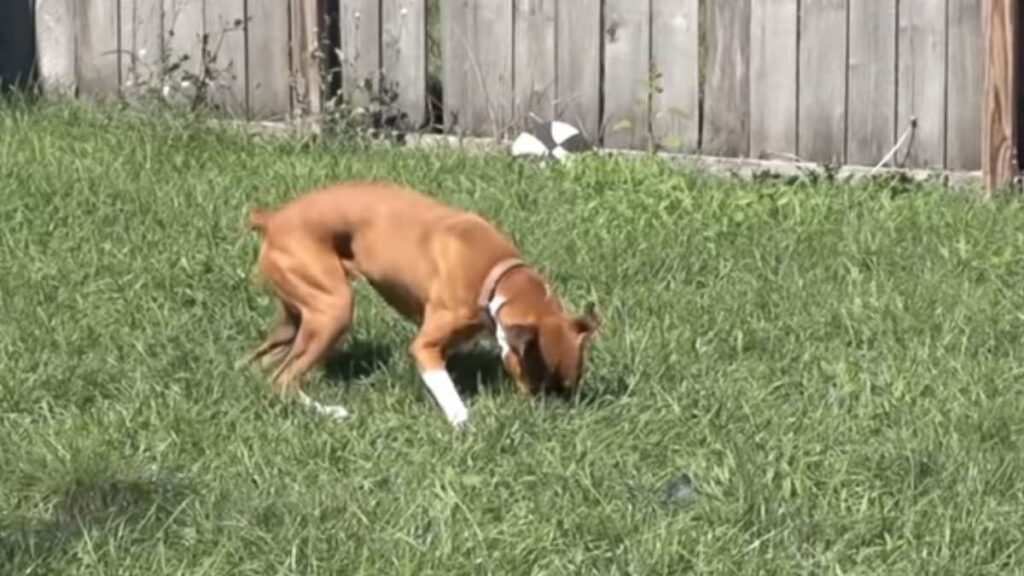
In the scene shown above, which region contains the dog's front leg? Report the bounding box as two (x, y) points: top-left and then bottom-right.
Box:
(410, 312), (471, 429)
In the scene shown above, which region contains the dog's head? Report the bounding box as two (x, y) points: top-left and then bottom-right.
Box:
(501, 304), (600, 397)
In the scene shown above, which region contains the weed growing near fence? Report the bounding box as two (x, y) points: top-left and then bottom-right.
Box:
(1, 100), (1023, 574)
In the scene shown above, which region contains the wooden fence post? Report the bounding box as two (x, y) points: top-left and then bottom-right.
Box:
(983, 0), (1019, 194)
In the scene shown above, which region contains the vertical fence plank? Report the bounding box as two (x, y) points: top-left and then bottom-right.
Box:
(983, 0), (1018, 192)
(514, 0), (556, 128)
(205, 0), (247, 115)
(382, 0), (427, 130)
(947, 0), (983, 171)
(603, 0), (651, 149)
(651, 0), (699, 153)
(703, 0), (751, 157)
(749, 0), (797, 159)
(441, 0), (466, 131)
(340, 0), (381, 105)
(898, 0), (947, 169)
(248, 0), (292, 120)
(556, 0), (601, 139)
(35, 0), (77, 94)
(120, 0), (163, 90)
(469, 0), (514, 136)
(847, 0), (896, 166)
(77, 0), (121, 97)
(799, 0), (848, 164)
(163, 0), (204, 85)
(442, 0), (513, 136)
(290, 0), (324, 117)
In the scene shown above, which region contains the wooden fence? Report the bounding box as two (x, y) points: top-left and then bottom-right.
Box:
(10, 0), (1011, 176)
(31, 0), (323, 120)
(440, 0), (985, 172)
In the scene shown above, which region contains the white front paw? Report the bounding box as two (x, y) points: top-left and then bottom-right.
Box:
(319, 404), (350, 420)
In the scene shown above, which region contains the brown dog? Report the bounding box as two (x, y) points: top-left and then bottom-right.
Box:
(243, 180), (599, 427)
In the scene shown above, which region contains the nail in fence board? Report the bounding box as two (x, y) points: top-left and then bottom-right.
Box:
(898, 0), (948, 169)
(703, 0), (751, 157)
(382, 0), (427, 130)
(847, 0), (897, 166)
(799, 0), (848, 164)
(340, 0), (382, 106)
(603, 0), (651, 150)
(555, 0), (601, 140)
(749, 0), (798, 159)
(248, 0), (292, 120)
(442, 0), (514, 137)
(35, 0), (78, 94)
(77, 0), (120, 97)
(651, 0), (700, 153)
(514, 0), (556, 129)
(947, 0), (983, 171)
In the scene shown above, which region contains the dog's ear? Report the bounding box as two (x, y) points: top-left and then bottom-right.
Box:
(503, 324), (538, 358)
(572, 302), (600, 336)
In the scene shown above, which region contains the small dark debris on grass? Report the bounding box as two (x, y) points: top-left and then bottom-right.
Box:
(660, 472), (699, 506)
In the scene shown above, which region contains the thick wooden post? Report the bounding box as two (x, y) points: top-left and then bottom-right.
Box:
(983, 0), (1019, 194)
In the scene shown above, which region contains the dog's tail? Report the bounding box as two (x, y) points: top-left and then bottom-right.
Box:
(247, 208), (273, 233)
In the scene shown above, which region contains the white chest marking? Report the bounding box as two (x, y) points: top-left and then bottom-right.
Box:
(488, 294), (511, 360)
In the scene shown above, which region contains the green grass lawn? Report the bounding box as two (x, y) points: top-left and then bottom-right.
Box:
(2, 100), (1023, 575)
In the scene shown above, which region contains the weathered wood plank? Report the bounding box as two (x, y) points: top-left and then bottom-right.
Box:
(382, 0), (427, 130)
(799, 0), (848, 164)
(651, 0), (699, 153)
(34, 0), (77, 94)
(205, 0), (247, 115)
(983, 0), (1018, 193)
(120, 0), (163, 92)
(514, 0), (556, 129)
(77, 0), (121, 97)
(847, 0), (897, 166)
(340, 0), (381, 106)
(163, 0), (204, 86)
(749, 0), (798, 160)
(247, 0), (291, 120)
(898, 0), (947, 169)
(442, 0), (513, 137)
(947, 0), (983, 171)
(290, 0), (324, 116)
(703, 0), (751, 157)
(555, 0), (601, 139)
(603, 0), (651, 149)
(441, 0), (466, 131)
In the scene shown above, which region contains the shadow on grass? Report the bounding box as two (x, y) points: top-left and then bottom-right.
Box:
(320, 337), (612, 408)
(447, 346), (505, 398)
(322, 338), (394, 383)
(0, 472), (192, 566)
(322, 338), (508, 398)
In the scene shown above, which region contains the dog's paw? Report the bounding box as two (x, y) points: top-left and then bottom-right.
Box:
(319, 404), (350, 420)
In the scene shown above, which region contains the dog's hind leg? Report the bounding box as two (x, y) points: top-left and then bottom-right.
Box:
(240, 302), (300, 369)
(269, 269), (355, 420)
